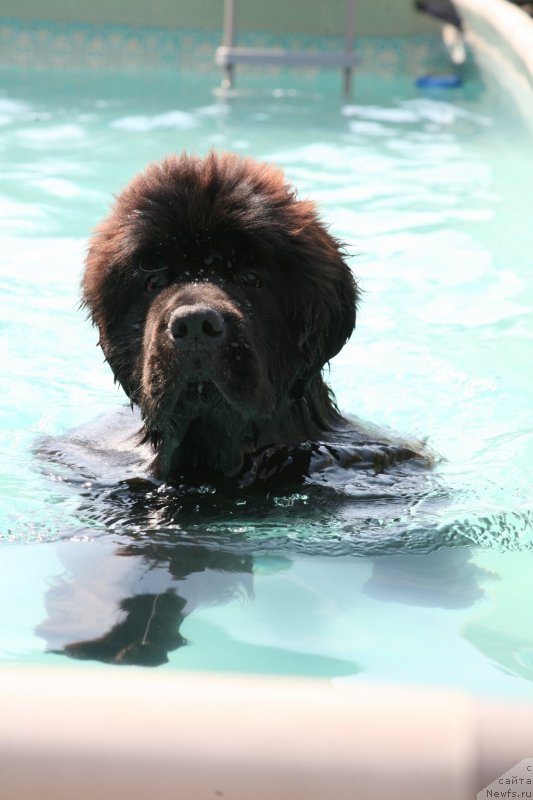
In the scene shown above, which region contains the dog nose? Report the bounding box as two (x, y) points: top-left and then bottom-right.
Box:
(168, 305), (225, 341)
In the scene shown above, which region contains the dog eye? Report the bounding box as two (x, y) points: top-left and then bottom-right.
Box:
(239, 271), (262, 288)
(144, 272), (168, 293)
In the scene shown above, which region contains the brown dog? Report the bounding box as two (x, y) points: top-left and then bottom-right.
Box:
(83, 151), (422, 486)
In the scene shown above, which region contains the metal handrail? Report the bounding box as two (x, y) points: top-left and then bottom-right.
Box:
(215, 0), (356, 94)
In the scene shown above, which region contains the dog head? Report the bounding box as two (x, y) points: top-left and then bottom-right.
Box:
(83, 152), (358, 475)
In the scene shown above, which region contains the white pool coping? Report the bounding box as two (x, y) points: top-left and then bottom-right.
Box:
(1, 667), (532, 799)
(454, 0), (533, 121)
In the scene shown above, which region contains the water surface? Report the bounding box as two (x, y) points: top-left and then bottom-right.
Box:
(1, 66), (532, 693)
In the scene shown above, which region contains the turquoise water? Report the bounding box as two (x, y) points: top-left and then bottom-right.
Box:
(1, 65), (533, 692)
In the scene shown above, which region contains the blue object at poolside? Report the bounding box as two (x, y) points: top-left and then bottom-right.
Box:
(416, 73), (462, 88)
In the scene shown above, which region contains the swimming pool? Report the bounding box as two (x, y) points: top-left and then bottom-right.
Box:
(1, 63), (532, 696)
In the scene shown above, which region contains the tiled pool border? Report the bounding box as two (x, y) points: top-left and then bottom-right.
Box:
(0, 17), (445, 76)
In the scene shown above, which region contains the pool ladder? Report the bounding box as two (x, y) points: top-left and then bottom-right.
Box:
(215, 0), (357, 95)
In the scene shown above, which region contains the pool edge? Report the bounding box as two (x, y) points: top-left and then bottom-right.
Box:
(1, 666), (532, 799)
(455, 0), (533, 123)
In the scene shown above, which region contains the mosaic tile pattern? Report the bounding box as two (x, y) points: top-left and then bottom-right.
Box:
(0, 17), (444, 76)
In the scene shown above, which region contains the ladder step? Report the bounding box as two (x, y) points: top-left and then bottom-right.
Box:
(216, 46), (357, 70)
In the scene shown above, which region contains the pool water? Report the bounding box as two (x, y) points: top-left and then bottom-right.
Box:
(1, 65), (533, 692)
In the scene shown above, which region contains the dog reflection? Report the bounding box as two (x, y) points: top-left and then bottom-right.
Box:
(37, 538), (253, 667)
(36, 532), (488, 668)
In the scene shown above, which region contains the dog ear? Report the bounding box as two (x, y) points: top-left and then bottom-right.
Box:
(321, 263), (358, 365)
(274, 196), (358, 393)
(293, 253), (358, 396)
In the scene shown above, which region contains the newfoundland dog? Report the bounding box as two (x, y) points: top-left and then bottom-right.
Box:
(35, 151), (434, 666)
(82, 151), (425, 488)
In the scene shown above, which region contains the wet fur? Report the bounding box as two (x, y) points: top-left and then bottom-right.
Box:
(83, 151), (421, 484)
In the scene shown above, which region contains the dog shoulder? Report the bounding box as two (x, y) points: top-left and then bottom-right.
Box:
(36, 406), (154, 485)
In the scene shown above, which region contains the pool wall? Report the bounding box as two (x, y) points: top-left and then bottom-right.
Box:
(0, 1), (443, 75)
